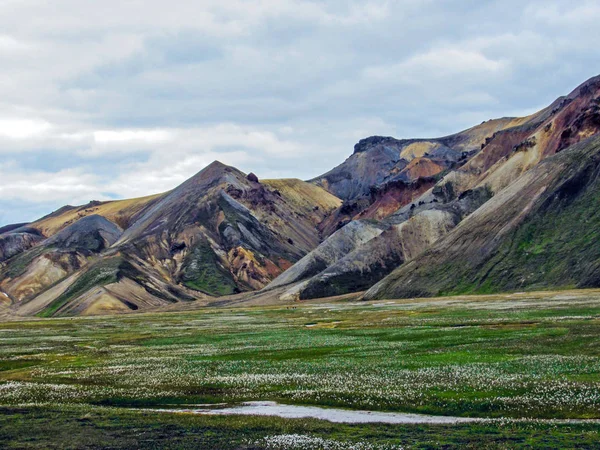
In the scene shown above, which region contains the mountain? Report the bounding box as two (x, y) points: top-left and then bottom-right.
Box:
(268, 74), (600, 301)
(309, 118), (527, 235)
(3, 74), (600, 317)
(0, 226), (43, 263)
(0, 162), (340, 316)
(310, 118), (523, 201)
(365, 133), (600, 299)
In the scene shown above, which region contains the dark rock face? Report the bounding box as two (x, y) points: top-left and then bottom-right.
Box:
(247, 172), (259, 183)
(45, 215), (123, 253)
(353, 136), (405, 154)
(309, 125), (498, 208)
(0, 230), (43, 262)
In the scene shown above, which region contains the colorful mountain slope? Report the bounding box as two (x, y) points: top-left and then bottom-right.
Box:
(32, 193), (164, 237)
(0, 163), (340, 316)
(3, 74), (600, 316)
(365, 133), (600, 299)
(270, 74), (600, 300)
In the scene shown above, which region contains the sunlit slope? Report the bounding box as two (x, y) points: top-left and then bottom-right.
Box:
(32, 193), (164, 237)
(262, 178), (342, 212)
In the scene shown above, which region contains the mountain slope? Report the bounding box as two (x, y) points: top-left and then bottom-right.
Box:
(32, 193), (164, 237)
(0, 162), (340, 316)
(266, 220), (386, 291)
(0, 215), (123, 305)
(310, 117), (521, 201)
(113, 161), (340, 294)
(0, 227), (44, 263)
(269, 74), (600, 301)
(365, 134), (600, 299)
(3, 74), (600, 316)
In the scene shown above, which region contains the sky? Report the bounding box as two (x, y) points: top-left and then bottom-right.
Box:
(1, 0), (600, 226)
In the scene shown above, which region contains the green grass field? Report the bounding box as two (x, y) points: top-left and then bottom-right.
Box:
(2, 291), (600, 448)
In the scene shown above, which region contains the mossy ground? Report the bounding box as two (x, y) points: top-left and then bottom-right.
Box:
(436, 161), (600, 297)
(1, 405), (599, 449)
(2, 290), (600, 448)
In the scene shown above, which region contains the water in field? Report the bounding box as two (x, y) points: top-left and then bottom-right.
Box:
(157, 401), (479, 424)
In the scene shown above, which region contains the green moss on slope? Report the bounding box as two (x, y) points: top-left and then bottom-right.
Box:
(38, 257), (123, 318)
(368, 137), (600, 300)
(180, 239), (237, 296)
(1, 246), (47, 280)
(441, 159), (600, 296)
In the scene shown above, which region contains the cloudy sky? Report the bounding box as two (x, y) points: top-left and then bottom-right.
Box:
(1, 0), (599, 226)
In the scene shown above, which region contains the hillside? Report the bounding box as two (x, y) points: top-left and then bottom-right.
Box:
(32, 193), (164, 237)
(0, 163), (340, 316)
(269, 74), (600, 301)
(3, 74), (600, 316)
(365, 134), (600, 299)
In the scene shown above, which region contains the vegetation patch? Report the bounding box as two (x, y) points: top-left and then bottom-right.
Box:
(3, 292), (600, 446)
(0, 246), (46, 280)
(180, 238), (237, 296)
(38, 257), (122, 317)
(441, 162), (600, 296)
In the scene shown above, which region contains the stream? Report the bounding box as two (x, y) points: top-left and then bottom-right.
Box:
(151, 401), (481, 424)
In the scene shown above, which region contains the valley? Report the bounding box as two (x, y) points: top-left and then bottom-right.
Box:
(1, 289), (600, 448)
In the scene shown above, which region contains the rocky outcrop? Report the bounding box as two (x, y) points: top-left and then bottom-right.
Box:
(0, 228), (43, 263)
(45, 215), (123, 252)
(266, 220), (385, 290)
(311, 117), (521, 202)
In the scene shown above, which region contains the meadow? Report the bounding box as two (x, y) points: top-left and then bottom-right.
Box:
(1, 290), (600, 448)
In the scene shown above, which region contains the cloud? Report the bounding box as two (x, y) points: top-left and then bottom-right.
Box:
(1, 0), (600, 225)
(364, 48), (508, 84)
(0, 166), (101, 204)
(0, 34), (32, 53)
(527, 1), (600, 25)
(93, 129), (173, 144)
(0, 118), (51, 139)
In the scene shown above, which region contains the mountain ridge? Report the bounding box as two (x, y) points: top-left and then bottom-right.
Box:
(3, 74), (600, 317)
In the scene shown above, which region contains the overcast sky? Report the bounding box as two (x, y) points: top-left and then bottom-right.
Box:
(1, 0), (599, 226)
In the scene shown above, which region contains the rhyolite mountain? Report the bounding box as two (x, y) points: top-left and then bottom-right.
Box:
(2, 74), (600, 317)
(365, 133), (600, 300)
(0, 164), (340, 316)
(267, 74), (600, 301)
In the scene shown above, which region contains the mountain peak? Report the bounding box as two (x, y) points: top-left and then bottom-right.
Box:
(205, 160), (228, 170)
(567, 73), (600, 99)
(183, 160), (245, 188)
(353, 136), (404, 154)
